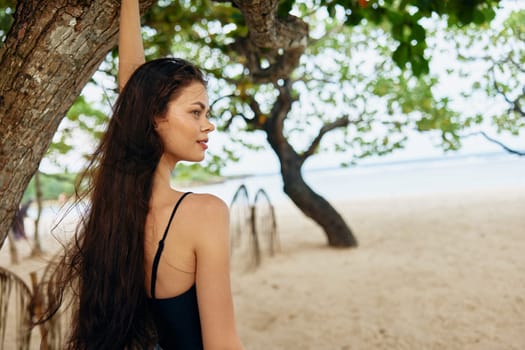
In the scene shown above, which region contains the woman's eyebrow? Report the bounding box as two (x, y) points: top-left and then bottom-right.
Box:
(191, 102), (206, 109)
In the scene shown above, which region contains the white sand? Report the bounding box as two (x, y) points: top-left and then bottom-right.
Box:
(1, 187), (524, 349)
(232, 188), (525, 350)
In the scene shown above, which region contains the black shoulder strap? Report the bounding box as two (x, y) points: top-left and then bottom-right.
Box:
(150, 192), (192, 299)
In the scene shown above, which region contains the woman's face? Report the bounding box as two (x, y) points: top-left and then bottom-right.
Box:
(155, 81), (215, 164)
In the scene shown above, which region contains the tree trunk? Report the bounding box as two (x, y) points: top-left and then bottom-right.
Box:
(31, 171), (43, 256)
(273, 138), (358, 247)
(0, 0), (156, 248)
(7, 230), (19, 264)
(281, 154), (358, 247)
(265, 81), (358, 247)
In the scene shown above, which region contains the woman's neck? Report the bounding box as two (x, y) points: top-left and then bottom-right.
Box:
(151, 155), (177, 196)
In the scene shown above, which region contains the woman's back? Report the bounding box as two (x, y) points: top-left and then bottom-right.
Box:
(144, 187), (243, 349)
(145, 191), (203, 349)
(144, 191), (197, 299)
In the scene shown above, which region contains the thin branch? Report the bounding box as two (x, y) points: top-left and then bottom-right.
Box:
(510, 99), (525, 118)
(210, 94), (236, 110)
(492, 73), (513, 106)
(509, 56), (525, 73)
(491, 68), (525, 117)
(301, 115), (353, 160)
(464, 131), (525, 156)
(245, 94), (263, 118)
(212, 93), (266, 130)
(221, 111), (255, 130)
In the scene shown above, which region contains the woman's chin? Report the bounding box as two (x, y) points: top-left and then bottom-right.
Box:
(186, 155), (205, 163)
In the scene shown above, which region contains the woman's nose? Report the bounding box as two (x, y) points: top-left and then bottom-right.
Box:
(201, 119), (215, 132)
(201, 120), (215, 132)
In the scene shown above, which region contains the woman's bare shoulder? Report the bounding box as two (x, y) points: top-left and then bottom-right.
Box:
(180, 193), (229, 240)
(185, 193), (229, 214)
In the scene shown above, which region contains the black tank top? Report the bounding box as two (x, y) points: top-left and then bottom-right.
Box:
(147, 192), (203, 349)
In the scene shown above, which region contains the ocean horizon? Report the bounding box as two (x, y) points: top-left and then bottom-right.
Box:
(19, 150), (524, 239)
(181, 150), (525, 205)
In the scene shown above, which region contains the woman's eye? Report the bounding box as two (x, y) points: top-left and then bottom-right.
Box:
(192, 110), (201, 117)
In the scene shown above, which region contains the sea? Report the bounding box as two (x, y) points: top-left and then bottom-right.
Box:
(21, 151), (525, 238)
(181, 151), (525, 206)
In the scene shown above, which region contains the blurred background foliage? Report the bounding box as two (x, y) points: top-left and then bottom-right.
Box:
(1, 0), (522, 201)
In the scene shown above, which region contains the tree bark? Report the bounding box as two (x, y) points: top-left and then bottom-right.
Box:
(231, 0), (307, 50)
(31, 170), (43, 256)
(0, 0), (156, 248)
(226, 0), (308, 83)
(279, 146), (358, 247)
(264, 81), (358, 247)
(7, 230), (19, 264)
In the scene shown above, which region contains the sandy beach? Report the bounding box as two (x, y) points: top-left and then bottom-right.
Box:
(1, 187), (524, 349)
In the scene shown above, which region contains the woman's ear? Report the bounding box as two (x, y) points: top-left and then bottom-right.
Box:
(152, 115), (162, 130)
(153, 116), (168, 130)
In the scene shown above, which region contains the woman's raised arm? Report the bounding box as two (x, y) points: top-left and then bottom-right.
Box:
(118, 0), (146, 91)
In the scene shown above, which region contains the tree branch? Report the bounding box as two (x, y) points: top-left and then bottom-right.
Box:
(211, 93), (264, 130)
(264, 79), (295, 155)
(229, 36), (304, 84)
(243, 93), (267, 128)
(509, 56), (525, 74)
(218, 0), (308, 83)
(301, 115), (352, 160)
(222, 111), (254, 130)
(466, 131), (525, 156)
(510, 98), (525, 118)
(491, 67), (525, 118)
(210, 93), (236, 111)
(230, 0), (307, 50)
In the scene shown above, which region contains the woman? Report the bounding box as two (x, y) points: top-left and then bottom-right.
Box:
(40, 1), (244, 349)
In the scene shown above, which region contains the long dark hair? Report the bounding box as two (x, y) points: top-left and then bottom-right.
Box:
(39, 58), (206, 350)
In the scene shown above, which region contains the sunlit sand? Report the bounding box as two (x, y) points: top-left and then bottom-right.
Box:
(1, 187), (524, 349)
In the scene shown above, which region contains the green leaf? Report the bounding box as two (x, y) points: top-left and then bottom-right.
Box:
(410, 23), (426, 42)
(392, 43), (410, 68)
(277, 0), (295, 18)
(410, 55), (429, 76)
